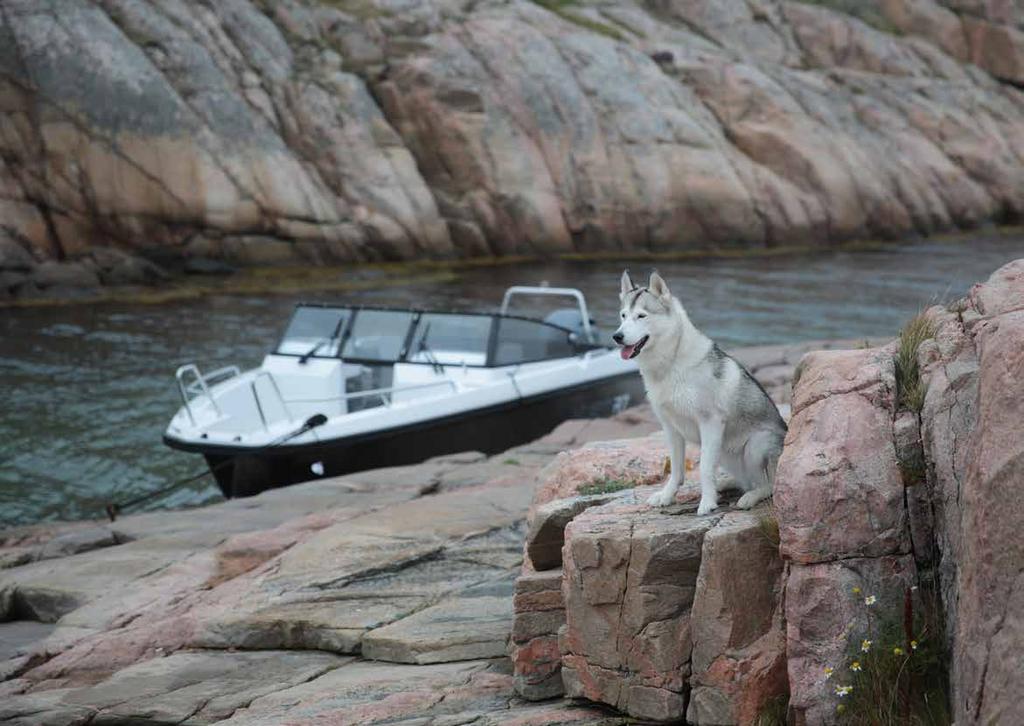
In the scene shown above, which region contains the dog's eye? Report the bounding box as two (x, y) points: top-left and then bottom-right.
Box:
(620, 312), (625, 319)
(637, 313), (647, 319)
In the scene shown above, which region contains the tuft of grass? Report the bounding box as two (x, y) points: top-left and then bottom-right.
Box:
(502, 458), (520, 466)
(839, 626), (949, 725)
(756, 693), (790, 726)
(894, 313), (936, 412)
(758, 511), (781, 548)
(577, 477), (632, 496)
(832, 586), (950, 726)
(529, 1), (626, 41)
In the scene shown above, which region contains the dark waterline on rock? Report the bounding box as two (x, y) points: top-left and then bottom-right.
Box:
(1, 236), (1022, 527)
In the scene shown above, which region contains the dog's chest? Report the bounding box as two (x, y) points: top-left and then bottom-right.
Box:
(644, 370), (717, 431)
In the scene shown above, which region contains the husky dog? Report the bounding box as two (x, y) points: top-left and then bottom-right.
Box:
(613, 271), (787, 515)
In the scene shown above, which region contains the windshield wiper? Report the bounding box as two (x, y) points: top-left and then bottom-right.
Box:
(417, 323), (443, 373)
(299, 316), (347, 364)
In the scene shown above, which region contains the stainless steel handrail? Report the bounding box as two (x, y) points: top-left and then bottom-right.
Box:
(250, 371), (294, 430)
(184, 365), (241, 396)
(284, 379), (458, 405)
(499, 286), (594, 341)
(175, 364), (224, 425)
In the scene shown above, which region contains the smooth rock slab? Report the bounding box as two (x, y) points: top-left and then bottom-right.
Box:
(194, 595), (427, 654)
(361, 590), (514, 664)
(54, 650), (348, 725)
(217, 658), (508, 725)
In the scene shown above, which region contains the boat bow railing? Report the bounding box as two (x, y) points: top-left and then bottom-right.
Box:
(251, 371), (294, 430)
(175, 364), (240, 424)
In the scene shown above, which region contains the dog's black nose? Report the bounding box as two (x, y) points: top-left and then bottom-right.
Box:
(612, 332), (624, 344)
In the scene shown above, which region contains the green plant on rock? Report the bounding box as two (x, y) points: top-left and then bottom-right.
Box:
(758, 510), (781, 548)
(826, 586), (950, 725)
(894, 313), (936, 413)
(577, 477), (632, 496)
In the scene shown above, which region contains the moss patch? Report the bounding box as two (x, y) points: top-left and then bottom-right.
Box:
(577, 477), (633, 496)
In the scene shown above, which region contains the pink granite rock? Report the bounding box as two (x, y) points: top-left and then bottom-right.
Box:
(947, 310), (1024, 724)
(530, 435), (668, 516)
(560, 498), (713, 721)
(790, 345), (896, 417)
(688, 512), (787, 726)
(511, 568), (566, 700)
(785, 555), (918, 725)
(776, 346), (909, 563)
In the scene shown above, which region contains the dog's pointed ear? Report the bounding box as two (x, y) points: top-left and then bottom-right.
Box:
(620, 269), (634, 299)
(649, 271), (670, 301)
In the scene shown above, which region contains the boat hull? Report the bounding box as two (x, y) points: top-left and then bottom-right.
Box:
(165, 371), (646, 498)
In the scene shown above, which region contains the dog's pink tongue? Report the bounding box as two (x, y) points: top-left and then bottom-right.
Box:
(620, 344), (635, 360)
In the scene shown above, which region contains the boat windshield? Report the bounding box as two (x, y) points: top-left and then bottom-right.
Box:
(277, 307), (349, 356)
(407, 313), (491, 366)
(276, 305), (598, 366)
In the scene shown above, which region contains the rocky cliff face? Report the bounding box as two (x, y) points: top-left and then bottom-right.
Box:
(774, 258), (1024, 725)
(2, 0), (1024, 296)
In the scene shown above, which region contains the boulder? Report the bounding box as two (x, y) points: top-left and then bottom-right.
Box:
(29, 261), (101, 290)
(560, 497), (713, 722)
(688, 512), (787, 726)
(0, 236), (36, 272)
(775, 345), (910, 563)
(511, 568), (566, 700)
(530, 435), (669, 516)
(526, 491), (628, 571)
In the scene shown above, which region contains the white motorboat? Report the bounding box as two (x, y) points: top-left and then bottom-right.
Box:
(163, 286), (644, 497)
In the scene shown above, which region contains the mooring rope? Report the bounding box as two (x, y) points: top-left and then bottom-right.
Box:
(103, 414), (327, 521)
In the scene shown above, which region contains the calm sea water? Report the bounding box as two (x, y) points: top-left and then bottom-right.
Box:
(2, 236), (1021, 526)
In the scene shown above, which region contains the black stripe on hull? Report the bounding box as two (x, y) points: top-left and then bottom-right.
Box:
(165, 372), (645, 498)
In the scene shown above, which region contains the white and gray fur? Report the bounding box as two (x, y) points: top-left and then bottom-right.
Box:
(613, 270), (787, 515)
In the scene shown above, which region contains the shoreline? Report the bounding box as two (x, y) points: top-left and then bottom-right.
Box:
(3, 226), (1021, 310)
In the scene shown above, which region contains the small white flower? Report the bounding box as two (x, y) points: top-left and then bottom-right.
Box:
(861, 639), (873, 652)
(864, 595), (877, 606)
(823, 666), (834, 681)
(834, 684), (853, 697)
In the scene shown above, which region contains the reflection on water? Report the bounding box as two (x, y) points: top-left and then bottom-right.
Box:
(1, 236), (1022, 526)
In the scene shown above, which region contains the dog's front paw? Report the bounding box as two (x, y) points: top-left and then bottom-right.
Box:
(696, 497), (719, 516)
(736, 490), (767, 510)
(647, 487), (677, 507)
